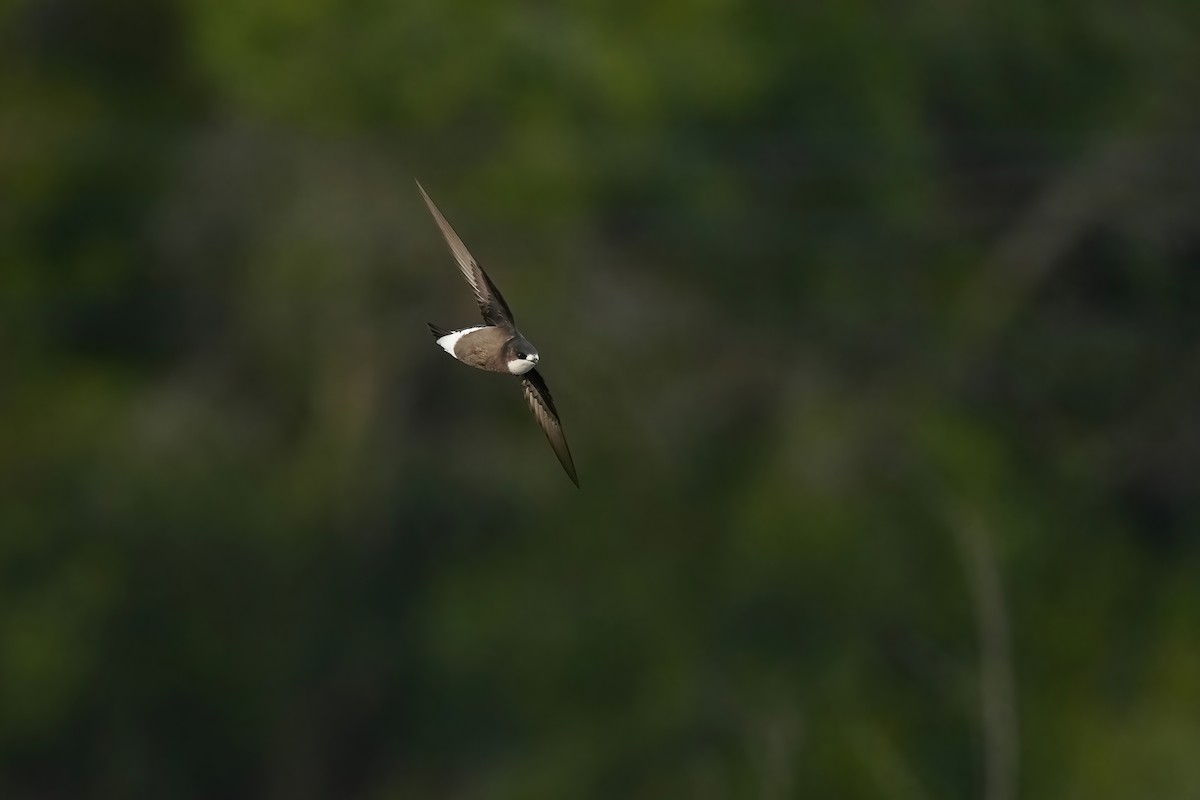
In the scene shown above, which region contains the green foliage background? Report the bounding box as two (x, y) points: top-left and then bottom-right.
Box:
(3, 0), (1200, 797)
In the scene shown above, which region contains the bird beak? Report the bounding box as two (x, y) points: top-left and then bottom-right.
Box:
(531, 354), (540, 363)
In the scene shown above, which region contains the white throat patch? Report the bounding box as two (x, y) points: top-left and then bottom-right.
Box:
(507, 358), (537, 375)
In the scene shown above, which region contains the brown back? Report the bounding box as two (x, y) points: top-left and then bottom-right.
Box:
(453, 326), (513, 373)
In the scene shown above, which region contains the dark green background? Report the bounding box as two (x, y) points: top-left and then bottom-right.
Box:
(3, 1), (1199, 797)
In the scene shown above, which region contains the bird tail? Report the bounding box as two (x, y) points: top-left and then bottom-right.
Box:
(427, 323), (452, 339)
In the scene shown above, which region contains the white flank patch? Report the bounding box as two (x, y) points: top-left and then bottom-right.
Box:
(436, 326), (487, 358)
(507, 357), (538, 375)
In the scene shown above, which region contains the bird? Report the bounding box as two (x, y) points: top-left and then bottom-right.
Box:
(418, 180), (579, 487)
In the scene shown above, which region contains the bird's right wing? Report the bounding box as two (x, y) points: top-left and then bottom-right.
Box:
(520, 369), (579, 487)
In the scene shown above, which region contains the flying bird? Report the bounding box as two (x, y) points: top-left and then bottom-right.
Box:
(418, 181), (579, 487)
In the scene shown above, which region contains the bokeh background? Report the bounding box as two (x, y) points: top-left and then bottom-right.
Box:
(4, 1), (1200, 797)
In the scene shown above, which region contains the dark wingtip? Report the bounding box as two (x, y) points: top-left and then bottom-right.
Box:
(561, 451), (580, 488)
(566, 468), (580, 489)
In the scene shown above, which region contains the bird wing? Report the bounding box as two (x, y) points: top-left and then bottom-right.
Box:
(417, 181), (516, 329)
(520, 368), (579, 487)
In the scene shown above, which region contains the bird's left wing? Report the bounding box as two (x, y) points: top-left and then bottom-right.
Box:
(520, 369), (579, 487)
(416, 181), (516, 328)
